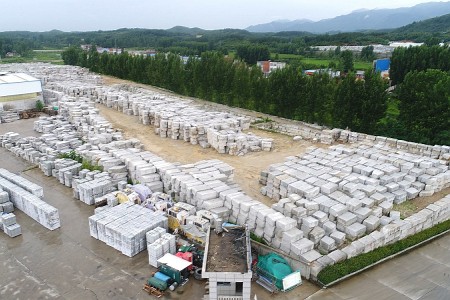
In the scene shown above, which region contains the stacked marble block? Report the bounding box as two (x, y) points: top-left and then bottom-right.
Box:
(0, 188), (14, 214)
(0, 213), (22, 238)
(258, 145), (450, 279)
(0, 170), (60, 230)
(309, 194), (450, 280)
(50, 81), (272, 156)
(0, 188), (21, 237)
(261, 145), (449, 204)
(89, 202), (168, 257)
(37, 68), (273, 155)
(146, 227), (177, 268)
(72, 171), (117, 205)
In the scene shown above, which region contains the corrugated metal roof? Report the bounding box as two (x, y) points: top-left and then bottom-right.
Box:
(0, 73), (42, 97)
(0, 73), (40, 84)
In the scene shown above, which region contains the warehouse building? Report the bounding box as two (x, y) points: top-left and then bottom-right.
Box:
(0, 72), (43, 111)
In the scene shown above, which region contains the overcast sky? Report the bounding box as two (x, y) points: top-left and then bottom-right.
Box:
(0, 0), (441, 32)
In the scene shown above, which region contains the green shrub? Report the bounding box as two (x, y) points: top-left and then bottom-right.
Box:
(317, 219), (450, 285)
(58, 150), (103, 172)
(36, 100), (44, 111)
(58, 150), (82, 163)
(250, 232), (267, 245)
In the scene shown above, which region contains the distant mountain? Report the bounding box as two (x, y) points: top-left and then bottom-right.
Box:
(246, 2), (450, 33)
(394, 13), (450, 33)
(246, 19), (312, 33)
(167, 26), (206, 35)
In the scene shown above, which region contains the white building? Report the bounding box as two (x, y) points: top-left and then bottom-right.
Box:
(0, 72), (43, 111)
(257, 61), (286, 76)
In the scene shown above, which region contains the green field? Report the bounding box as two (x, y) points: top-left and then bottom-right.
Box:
(1, 50), (63, 64)
(271, 53), (373, 70)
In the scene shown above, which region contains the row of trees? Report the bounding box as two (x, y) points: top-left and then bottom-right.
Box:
(2, 25), (448, 58)
(63, 47), (388, 134)
(62, 44), (450, 145)
(390, 45), (450, 84)
(379, 69), (450, 145)
(0, 38), (32, 57)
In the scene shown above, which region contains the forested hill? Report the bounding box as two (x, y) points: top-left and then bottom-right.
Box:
(394, 13), (450, 33)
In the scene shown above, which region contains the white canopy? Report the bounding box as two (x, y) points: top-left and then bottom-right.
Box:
(157, 253), (192, 271)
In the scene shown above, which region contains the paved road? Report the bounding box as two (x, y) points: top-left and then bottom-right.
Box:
(308, 233), (450, 300)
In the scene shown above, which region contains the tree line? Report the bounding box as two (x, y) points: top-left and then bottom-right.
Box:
(2, 24), (448, 59)
(63, 46), (388, 134)
(62, 45), (450, 145)
(390, 45), (450, 85)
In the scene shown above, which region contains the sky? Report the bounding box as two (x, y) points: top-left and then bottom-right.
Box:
(0, 0), (442, 32)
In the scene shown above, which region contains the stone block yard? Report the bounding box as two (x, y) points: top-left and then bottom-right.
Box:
(0, 63), (449, 299)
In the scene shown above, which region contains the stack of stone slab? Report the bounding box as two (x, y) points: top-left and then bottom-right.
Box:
(0, 168), (44, 198)
(146, 226), (167, 267)
(14, 62), (273, 156)
(147, 228), (177, 268)
(0, 110), (20, 123)
(0, 213), (22, 238)
(309, 194), (450, 280)
(0, 189), (14, 214)
(257, 144), (449, 279)
(0, 175), (60, 230)
(89, 202), (168, 257)
(73, 171), (117, 205)
(261, 145), (450, 203)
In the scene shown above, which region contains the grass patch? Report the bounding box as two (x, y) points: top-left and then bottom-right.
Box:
(393, 201), (418, 219)
(0, 50), (63, 64)
(252, 116), (273, 124)
(59, 150), (103, 172)
(32, 50), (63, 63)
(250, 232), (267, 245)
(270, 54), (372, 70)
(317, 218), (450, 285)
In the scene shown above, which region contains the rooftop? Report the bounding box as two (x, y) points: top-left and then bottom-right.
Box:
(0, 73), (40, 84)
(205, 227), (250, 273)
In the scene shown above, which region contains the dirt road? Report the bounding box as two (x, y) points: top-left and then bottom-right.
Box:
(97, 104), (315, 207)
(100, 76), (330, 207)
(99, 76), (448, 210)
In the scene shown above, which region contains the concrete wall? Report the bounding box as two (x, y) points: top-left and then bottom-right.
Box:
(0, 95), (42, 111)
(204, 273), (252, 300)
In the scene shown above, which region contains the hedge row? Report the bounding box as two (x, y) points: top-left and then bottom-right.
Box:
(317, 218), (450, 285)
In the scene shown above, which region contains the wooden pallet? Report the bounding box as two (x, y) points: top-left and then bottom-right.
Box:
(143, 284), (164, 298)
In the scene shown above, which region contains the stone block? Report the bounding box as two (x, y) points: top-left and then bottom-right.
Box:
(363, 215), (380, 232)
(379, 201), (393, 215)
(281, 228), (303, 243)
(354, 207), (372, 223)
(327, 249), (347, 264)
(390, 211), (401, 220)
(308, 226), (325, 245)
(337, 212), (357, 226)
(346, 198), (362, 212)
(346, 223), (366, 240)
(319, 236), (336, 253)
(330, 231), (346, 246)
(299, 249), (322, 264)
(329, 203), (347, 217)
(323, 221), (337, 235)
(290, 238), (314, 256)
